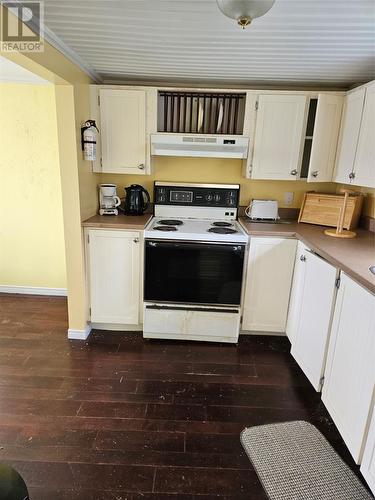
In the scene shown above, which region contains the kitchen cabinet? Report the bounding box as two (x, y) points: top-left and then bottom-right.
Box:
(285, 241), (305, 344)
(86, 229), (141, 325)
(306, 94), (343, 182)
(242, 237), (297, 332)
(90, 86), (158, 175)
(290, 249), (338, 391)
(352, 81), (375, 188)
(99, 88), (146, 174)
(322, 273), (375, 463)
(333, 86), (366, 185)
(361, 405), (375, 495)
(250, 95), (308, 180)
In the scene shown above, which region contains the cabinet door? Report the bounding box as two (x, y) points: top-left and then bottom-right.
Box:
(322, 273), (375, 463)
(88, 230), (141, 324)
(333, 87), (365, 184)
(291, 251), (338, 391)
(100, 89), (146, 173)
(251, 95), (307, 180)
(286, 241), (307, 344)
(307, 94), (343, 182)
(353, 82), (375, 188)
(361, 405), (375, 495)
(242, 237), (297, 332)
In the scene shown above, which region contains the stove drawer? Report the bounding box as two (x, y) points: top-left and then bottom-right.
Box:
(143, 304), (240, 343)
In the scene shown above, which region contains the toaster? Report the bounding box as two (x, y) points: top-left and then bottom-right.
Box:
(246, 199), (279, 220)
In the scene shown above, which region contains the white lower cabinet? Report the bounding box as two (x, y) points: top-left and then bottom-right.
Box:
(322, 273), (375, 463)
(289, 247), (338, 391)
(242, 237), (297, 332)
(361, 405), (375, 495)
(86, 229), (141, 325)
(286, 241), (306, 344)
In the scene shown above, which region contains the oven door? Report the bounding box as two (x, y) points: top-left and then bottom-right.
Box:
(144, 239), (245, 306)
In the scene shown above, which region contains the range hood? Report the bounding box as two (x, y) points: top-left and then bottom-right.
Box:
(151, 134), (249, 159)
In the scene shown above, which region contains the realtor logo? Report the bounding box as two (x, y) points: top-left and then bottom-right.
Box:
(1, 1), (44, 51)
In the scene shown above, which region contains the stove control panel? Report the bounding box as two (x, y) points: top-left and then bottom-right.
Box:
(154, 183), (240, 209)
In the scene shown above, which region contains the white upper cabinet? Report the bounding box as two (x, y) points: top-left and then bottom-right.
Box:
(352, 82), (375, 188)
(99, 89), (146, 174)
(322, 273), (375, 463)
(251, 95), (308, 180)
(242, 237), (297, 332)
(307, 94), (343, 182)
(290, 250), (338, 391)
(333, 87), (366, 184)
(361, 404), (375, 495)
(87, 229), (141, 325)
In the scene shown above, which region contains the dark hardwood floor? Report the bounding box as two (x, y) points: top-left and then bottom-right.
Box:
(0, 294), (364, 499)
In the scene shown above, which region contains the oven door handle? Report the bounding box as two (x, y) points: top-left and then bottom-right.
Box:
(146, 241), (244, 251)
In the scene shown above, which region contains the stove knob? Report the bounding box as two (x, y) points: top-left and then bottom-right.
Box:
(206, 193), (213, 202)
(214, 193), (221, 203)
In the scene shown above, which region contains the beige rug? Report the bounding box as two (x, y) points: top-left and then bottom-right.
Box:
(241, 420), (373, 500)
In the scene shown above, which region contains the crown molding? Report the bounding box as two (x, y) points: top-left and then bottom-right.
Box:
(6, 1), (101, 83)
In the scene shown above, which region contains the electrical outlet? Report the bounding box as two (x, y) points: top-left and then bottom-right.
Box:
(284, 192), (294, 206)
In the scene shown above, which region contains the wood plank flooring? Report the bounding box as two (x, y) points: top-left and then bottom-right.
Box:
(0, 293), (364, 499)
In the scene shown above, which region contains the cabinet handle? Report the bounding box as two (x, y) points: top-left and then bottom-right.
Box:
(290, 169), (298, 176)
(311, 170), (319, 178)
(348, 172), (355, 179)
(133, 238), (139, 243)
(300, 255), (306, 262)
(138, 163), (145, 170)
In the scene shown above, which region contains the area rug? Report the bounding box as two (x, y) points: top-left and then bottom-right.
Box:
(240, 420), (373, 500)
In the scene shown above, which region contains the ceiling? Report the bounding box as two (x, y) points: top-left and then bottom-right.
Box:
(0, 56), (49, 84)
(42, 0), (375, 88)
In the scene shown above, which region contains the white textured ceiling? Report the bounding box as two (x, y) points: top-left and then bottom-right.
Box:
(42, 0), (375, 88)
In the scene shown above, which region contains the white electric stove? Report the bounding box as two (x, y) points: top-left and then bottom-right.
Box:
(143, 182), (248, 344)
(144, 217), (248, 243)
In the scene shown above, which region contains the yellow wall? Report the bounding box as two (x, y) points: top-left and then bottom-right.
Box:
(0, 83), (66, 288)
(102, 156), (335, 209)
(1, 4), (95, 332)
(336, 184), (375, 218)
(74, 84), (101, 220)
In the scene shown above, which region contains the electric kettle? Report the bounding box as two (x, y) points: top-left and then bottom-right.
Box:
(124, 184), (150, 215)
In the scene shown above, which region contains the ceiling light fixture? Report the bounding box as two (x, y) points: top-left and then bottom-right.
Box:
(216, 0), (276, 29)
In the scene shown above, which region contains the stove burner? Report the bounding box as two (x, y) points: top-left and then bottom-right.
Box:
(159, 219), (183, 226)
(154, 225), (178, 232)
(212, 221), (233, 227)
(208, 227), (238, 235)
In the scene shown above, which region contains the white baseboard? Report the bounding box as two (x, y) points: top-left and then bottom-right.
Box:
(68, 324), (92, 340)
(0, 285), (67, 296)
(91, 323), (143, 331)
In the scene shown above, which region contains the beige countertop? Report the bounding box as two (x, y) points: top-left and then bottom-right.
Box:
(239, 217), (375, 295)
(82, 213), (152, 230)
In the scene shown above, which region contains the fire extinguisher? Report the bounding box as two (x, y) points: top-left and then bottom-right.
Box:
(81, 120), (99, 161)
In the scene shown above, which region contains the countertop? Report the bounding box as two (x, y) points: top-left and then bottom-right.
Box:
(239, 217), (375, 295)
(82, 213), (152, 230)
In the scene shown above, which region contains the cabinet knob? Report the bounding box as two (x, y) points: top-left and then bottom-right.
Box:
(133, 238), (139, 243)
(311, 170), (319, 178)
(300, 255), (306, 262)
(348, 172), (355, 179)
(290, 169), (298, 176)
(138, 163), (145, 170)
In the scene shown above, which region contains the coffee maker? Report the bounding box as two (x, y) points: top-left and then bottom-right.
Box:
(99, 184), (121, 215)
